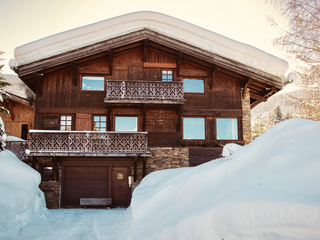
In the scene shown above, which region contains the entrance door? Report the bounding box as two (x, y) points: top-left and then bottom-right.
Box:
(112, 167), (129, 207)
(63, 166), (109, 207)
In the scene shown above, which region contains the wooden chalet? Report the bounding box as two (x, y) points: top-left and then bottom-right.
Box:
(13, 12), (288, 208)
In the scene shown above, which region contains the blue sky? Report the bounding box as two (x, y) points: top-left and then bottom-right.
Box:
(0, 0), (288, 75)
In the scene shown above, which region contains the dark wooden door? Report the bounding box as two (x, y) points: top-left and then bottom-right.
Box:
(63, 166), (109, 207)
(112, 167), (129, 207)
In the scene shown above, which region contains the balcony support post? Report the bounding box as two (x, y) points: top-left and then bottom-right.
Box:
(142, 104), (147, 132)
(107, 103), (111, 131)
(142, 157), (147, 178)
(177, 105), (183, 132)
(133, 156), (138, 182)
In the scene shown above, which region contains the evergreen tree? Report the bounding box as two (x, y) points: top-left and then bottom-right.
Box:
(274, 105), (283, 124)
(0, 51), (11, 151)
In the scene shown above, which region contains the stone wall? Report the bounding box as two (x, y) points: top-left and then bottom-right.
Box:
(134, 147), (189, 185)
(39, 181), (61, 209)
(242, 88), (252, 144)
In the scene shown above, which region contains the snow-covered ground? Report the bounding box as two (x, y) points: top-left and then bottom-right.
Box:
(1, 118), (320, 240)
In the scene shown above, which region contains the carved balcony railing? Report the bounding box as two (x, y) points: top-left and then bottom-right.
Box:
(28, 130), (149, 157)
(105, 80), (185, 104)
(5, 140), (28, 161)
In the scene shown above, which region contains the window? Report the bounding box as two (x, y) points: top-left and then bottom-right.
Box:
(60, 116), (72, 131)
(183, 79), (204, 93)
(216, 118), (238, 140)
(82, 76), (104, 91)
(183, 118), (205, 140)
(115, 117), (138, 131)
(93, 116), (107, 132)
(162, 70), (173, 82)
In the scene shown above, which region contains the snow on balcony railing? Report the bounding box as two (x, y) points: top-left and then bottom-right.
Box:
(5, 139), (28, 161)
(105, 80), (184, 104)
(28, 130), (149, 157)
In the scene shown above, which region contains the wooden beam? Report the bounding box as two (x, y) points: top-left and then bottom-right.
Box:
(143, 39), (148, 62)
(142, 104), (146, 132)
(182, 109), (243, 117)
(143, 62), (177, 68)
(242, 77), (252, 99)
(34, 72), (43, 98)
(108, 49), (113, 76)
(177, 52), (183, 77)
(177, 106), (182, 132)
(180, 69), (210, 77)
(133, 157), (138, 182)
(107, 103), (111, 131)
(210, 65), (218, 90)
(77, 67), (110, 75)
(142, 158), (147, 178)
(71, 61), (78, 86)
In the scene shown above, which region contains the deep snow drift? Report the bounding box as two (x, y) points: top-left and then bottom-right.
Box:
(130, 119), (320, 240)
(0, 150), (47, 227)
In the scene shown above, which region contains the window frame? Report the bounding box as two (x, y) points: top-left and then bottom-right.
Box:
(115, 116), (138, 132)
(81, 75), (105, 92)
(182, 117), (206, 140)
(92, 115), (107, 132)
(216, 118), (239, 140)
(183, 78), (205, 94)
(161, 69), (173, 82)
(60, 115), (73, 131)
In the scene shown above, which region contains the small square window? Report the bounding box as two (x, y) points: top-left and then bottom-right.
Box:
(183, 79), (204, 93)
(216, 118), (238, 140)
(93, 116), (107, 132)
(162, 70), (173, 82)
(82, 76), (104, 91)
(60, 115), (72, 131)
(115, 117), (138, 131)
(183, 118), (205, 140)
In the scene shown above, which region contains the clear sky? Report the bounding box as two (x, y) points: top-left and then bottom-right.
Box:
(0, 0), (288, 74)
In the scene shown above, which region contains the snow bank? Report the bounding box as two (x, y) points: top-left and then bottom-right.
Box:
(0, 150), (47, 227)
(130, 118), (320, 240)
(14, 11), (288, 78)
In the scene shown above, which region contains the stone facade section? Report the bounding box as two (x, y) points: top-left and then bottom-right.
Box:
(39, 181), (61, 209)
(242, 88), (252, 144)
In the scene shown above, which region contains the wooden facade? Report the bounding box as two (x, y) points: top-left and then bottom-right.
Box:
(15, 21), (284, 208)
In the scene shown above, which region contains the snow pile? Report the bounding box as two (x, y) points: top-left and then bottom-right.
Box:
(0, 150), (47, 227)
(130, 118), (320, 240)
(14, 11), (288, 78)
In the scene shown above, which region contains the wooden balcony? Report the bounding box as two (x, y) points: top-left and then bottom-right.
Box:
(105, 80), (185, 104)
(5, 140), (28, 161)
(28, 130), (149, 157)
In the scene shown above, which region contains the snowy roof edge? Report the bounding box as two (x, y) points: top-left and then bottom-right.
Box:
(14, 11), (288, 78)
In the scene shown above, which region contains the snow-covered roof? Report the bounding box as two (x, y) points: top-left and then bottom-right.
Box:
(3, 74), (35, 103)
(14, 11), (288, 79)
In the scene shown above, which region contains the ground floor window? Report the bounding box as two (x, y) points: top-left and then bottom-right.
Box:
(93, 116), (107, 131)
(115, 116), (138, 131)
(216, 118), (238, 140)
(60, 116), (72, 131)
(183, 117), (205, 140)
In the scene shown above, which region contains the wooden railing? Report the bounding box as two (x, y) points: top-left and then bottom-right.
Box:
(5, 140), (28, 161)
(105, 80), (184, 104)
(28, 130), (149, 157)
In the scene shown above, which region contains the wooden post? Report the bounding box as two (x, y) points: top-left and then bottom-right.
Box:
(142, 158), (147, 178)
(107, 103), (111, 131)
(242, 77), (252, 99)
(71, 61), (78, 87)
(34, 72), (43, 98)
(108, 49), (113, 76)
(177, 105), (182, 132)
(53, 156), (59, 181)
(142, 104), (146, 132)
(176, 52), (183, 77)
(143, 39), (149, 62)
(133, 157), (138, 182)
(210, 65), (218, 90)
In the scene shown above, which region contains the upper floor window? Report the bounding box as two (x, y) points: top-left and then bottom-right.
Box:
(183, 117), (205, 140)
(93, 116), (107, 132)
(82, 76), (104, 91)
(216, 118), (238, 140)
(60, 115), (72, 131)
(162, 70), (173, 82)
(115, 116), (138, 131)
(183, 79), (204, 93)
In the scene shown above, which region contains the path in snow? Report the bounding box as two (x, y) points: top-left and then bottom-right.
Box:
(0, 209), (132, 240)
